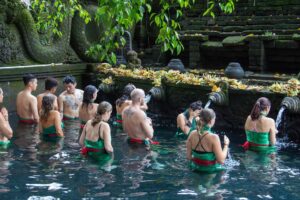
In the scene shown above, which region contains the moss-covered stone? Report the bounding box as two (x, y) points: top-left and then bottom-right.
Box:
(222, 36), (247, 46)
(201, 41), (223, 48)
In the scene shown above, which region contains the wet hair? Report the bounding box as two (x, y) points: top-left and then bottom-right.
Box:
(250, 97), (271, 120)
(189, 100), (203, 111)
(40, 94), (55, 122)
(23, 74), (36, 86)
(82, 85), (98, 111)
(196, 108), (216, 133)
(63, 75), (76, 84)
(116, 83), (136, 107)
(92, 101), (112, 126)
(45, 77), (58, 90)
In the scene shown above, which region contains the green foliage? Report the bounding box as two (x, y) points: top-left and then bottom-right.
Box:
(30, 0), (236, 64)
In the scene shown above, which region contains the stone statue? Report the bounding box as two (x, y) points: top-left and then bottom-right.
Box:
(126, 50), (141, 69)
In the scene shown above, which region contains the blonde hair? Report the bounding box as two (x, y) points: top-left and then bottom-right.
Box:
(40, 94), (55, 122)
(91, 101), (112, 126)
(196, 108), (216, 134)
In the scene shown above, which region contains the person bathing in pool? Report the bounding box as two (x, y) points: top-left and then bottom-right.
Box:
(39, 94), (64, 139)
(79, 85), (98, 129)
(243, 97), (277, 154)
(122, 88), (158, 145)
(0, 88), (13, 147)
(37, 77), (59, 113)
(186, 108), (230, 172)
(58, 75), (83, 121)
(79, 101), (113, 160)
(16, 74), (39, 124)
(176, 100), (202, 138)
(114, 84), (148, 128)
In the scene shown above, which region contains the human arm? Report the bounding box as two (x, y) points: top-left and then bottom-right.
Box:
(186, 132), (195, 160)
(79, 123), (87, 147)
(58, 94), (64, 115)
(54, 96), (59, 111)
(0, 112), (13, 139)
(102, 123), (113, 153)
(177, 114), (190, 135)
(54, 111), (64, 137)
(140, 112), (154, 139)
(212, 135), (230, 164)
(269, 119), (277, 145)
(30, 97), (39, 123)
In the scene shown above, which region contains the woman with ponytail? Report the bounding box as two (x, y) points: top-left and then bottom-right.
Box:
(186, 108), (230, 172)
(243, 97), (277, 153)
(39, 94), (64, 140)
(79, 101), (113, 161)
(79, 85), (98, 129)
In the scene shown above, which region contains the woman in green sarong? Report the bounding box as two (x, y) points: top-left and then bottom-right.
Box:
(176, 101), (202, 138)
(186, 108), (230, 173)
(243, 97), (277, 154)
(0, 88), (13, 148)
(39, 94), (64, 140)
(79, 101), (113, 162)
(79, 85), (98, 130)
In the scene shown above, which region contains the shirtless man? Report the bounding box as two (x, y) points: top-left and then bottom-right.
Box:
(16, 74), (39, 124)
(58, 75), (83, 120)
(37, 77), (58, 112)
(122, 88), (155, 145)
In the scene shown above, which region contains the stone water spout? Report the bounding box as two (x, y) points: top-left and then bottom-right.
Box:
(145, 87), (165, 104)
(276, 96), (300, 130)
(205, 81), (229, 108)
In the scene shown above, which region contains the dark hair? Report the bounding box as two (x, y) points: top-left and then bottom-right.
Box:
(116, 83), (136, 107)
(40, 94), (55, 122)
(92, 101), (112, 126)
(190, 100), (203, 111)
(63, 75), (76, 84)
(82, 85), (98, 111)
(196, 108), (216, 133)
(23, 74), (36, 86)
(45, 77), (58, 90)
(250, 97), (271, 120)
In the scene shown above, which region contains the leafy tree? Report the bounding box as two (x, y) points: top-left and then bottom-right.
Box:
(30, 0), (236, 64)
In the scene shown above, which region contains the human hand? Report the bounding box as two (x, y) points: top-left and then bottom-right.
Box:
(224, 135), (230, 146)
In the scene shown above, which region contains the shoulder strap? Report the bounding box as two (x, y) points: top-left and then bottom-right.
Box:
(194, 132), (208, 152)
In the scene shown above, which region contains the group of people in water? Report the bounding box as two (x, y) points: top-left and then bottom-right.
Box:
(0, 73), (278, 172)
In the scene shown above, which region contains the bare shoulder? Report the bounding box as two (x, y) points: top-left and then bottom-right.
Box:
(30, 94), (37, 101)
(188, 130), (197, 139)
(59, 91), (66, 97)
(51, 110), (60, 117)
(102, 122), (110, 129)
(209, 133), (220, 141)
(177, 113), (184, 120)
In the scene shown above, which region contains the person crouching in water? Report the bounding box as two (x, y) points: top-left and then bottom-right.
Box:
(243, 97), (277, 154)
(122, 88), (158, 145)
(79, 85), (98, 130)
(186, 108), (230, 173)
(176, 100), (202, 138)
(79, 101), (113, 161)
(39, 94), (64, 140)
(0, 88), (13, 148)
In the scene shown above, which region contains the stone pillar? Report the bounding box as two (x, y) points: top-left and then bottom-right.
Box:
(248, 39), (266, 72)
(189, 40), (202, 68)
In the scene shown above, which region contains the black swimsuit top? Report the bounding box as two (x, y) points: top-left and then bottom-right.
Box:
(192, 133), (212, 154)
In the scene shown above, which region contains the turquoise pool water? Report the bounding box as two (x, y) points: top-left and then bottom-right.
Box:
(0, 115), (299, 199)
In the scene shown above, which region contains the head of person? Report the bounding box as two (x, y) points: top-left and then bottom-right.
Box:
(40, 94), (55, 121)
(116, 84), (136, 106)
(92, 101), (112, 126)
(23, 74), (37, 91)
(250, 97), (271, 120)
(63, 75), (77, 94)
(189, 100), (203, 117)
(130, 88), (145, 106)
(196, 108), (216, 133)
(45, 77), (58, 93)
(0, 88), (3, 103)
(82, 85), (98, 109)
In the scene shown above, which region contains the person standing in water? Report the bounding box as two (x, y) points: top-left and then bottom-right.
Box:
(187, 108), (230, 172)
(39, 94), (64, 140)
(16, 74), (39, 124)
(58, 75), (83, 121)
(122, 88), (157, 145)
(79, 101), (113, 161)
(37, 77), (58, 113)
(176, 101), (202, 138)
(243, 97), (277, 153)
(79, 85), (98, 129)
(0, 88), (13, 147)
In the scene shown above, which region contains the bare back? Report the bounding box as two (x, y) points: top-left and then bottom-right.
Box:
(122, 106), (153, 139)
(79, 103), (98, 122)
(189, 131), (215, 152)
(116, 100), (131, 114)
(16, 90), (38, 121)
(39, 110), (63, 136)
